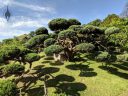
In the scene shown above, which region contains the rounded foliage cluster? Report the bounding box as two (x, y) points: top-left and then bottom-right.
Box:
(116, 54), (128, 62)
(58, 29), (76, 39)
(68, 19), (81, 26)
(80, 25), (102, 34)
(48, 18), (69, 31)
(75, 43), (95, 52)
(105, 27), (120, 35)
(2, 63), (25, 75)
(44, 45), (64, 56)
(24, 53), (40, 63)
(0, 80), (18, 96)
(25, 34), (48, 48)
(35, 27), (48, 35)
(96, 51), (111, 62)
(44, 38), (56, 47)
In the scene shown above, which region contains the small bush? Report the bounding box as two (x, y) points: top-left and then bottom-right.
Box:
(2, 63), (25, 75)
(44, 45), (64, 56)
(0, 80), (18, 96)
(116, 54), (128, 62)
(24, 53), (40, 63)
(96, 51), (111, 62)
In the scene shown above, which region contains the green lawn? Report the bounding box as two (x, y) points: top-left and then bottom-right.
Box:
(17, 52), (128, 96)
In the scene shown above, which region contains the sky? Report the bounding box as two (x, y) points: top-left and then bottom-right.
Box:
(0, 0), (127, 41)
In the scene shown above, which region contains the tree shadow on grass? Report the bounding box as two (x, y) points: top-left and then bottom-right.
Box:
(33, 65), (45, 70)
(55, 82), (86, 96)
(99, 66), (128, 79)
(49, 61), (64, 66)
(66, 64), (97, 77)
(46, 74), (87, 96)
(19, 67), (60, 93)
(112, 62), (128, 71)
(25, 86), (44, 96)
(44, 56), (54, 60)
(41, 60), (51, 64)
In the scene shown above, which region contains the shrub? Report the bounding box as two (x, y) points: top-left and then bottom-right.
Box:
(35, 27), (48, 35)
(2, 63), (25, 75)
(105, 27), (120, 36)
(116, 54), (128, 62)
(44, 45), (64, 56)
(48, 18), (69, 31)
(44, 38), (56, 47)
(96, 51), (111, 62)
(24, 53), (40, 63)
(0, 80), (18, 96)
(75, 43), (95, 52)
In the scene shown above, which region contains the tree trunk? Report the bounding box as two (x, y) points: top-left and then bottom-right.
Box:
(29, 62), (32, 69)
(44, 79), (48, 96)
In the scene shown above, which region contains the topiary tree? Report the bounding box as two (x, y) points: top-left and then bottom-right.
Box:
(0, 80), (18, 96)
(44, 45), (64, 56)
(48, 18), (69, 32)
(96, 51), (111, 66)
(24, 53), (40, 69)
(2, 63), (25, 77)
(68, 19), (81, 26)
(29, 31), (36, 37)
(35, 27), (48, 35)
(25, 34), (49, 53)
(44, 38), (56, 47)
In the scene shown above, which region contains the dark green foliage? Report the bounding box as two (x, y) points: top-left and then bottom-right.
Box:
(68, 19), (81, 26)
(48, 18), (69, 31)
(105, 27), (120, 36)
(25, 34), (48, 48)
(80, 25), (102, 34)
(96, 51), (111, 62)
(0, 80), (18, 96)
(44, 45), (64, 56)
(44, 38), (56, 47)
(68, 25), (83, 32)
(24, 53), (40, 63)
(2, 63), (25, 75)
(35, 27), (48, 35)
(88, 19), (102, 26)
(75, 43), (95, 52)
(58, 29), (77, 39)
(2, 38), (13, 44)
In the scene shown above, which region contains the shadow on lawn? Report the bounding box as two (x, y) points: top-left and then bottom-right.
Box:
(99, 66), (128, 79)
(20, 67), (60, 95)
(66, 64), (97, 77)
(112, 62), (128, 71)
(47, 74), (87, 96)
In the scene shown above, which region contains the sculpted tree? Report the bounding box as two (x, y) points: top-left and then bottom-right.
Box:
(44, 38), (56, 47)
(35, 27), (48, 35)
(24, 53), (40, 69)
(48, 18), (69, 33)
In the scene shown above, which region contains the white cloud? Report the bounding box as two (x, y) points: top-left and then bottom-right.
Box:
(0, 16), (50, 39)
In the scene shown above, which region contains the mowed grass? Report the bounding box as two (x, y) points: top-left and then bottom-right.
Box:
(17, 52), (128, 96)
